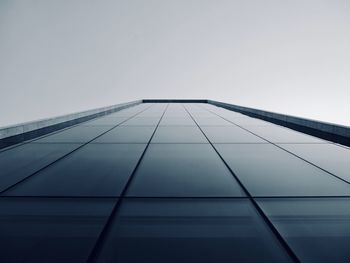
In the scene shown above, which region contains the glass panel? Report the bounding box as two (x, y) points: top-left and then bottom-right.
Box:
(279, 144), (350, 183)
(106, 104), (148, 117)
(151, 126), (207, 143)
(121, 117), (160, 126)
(127, 144), (244, 197)
(97, 198), (292, 263)
(137, 105), (167, 118)
(229, 117), (276, 126)
(81, 117), (128, 126)
(194, 116), (233, 126)
(184, 105), (214, 118)
(94, 126), (155, 143)
(5, 144), (146, 197)
(215, 144), (350, 197)
(0, 197), (115, 263)
(159, 117), (196, 126)
(202, 126), (266, 143)
(257, 198), (350, 263)
(35, 126), (110, 143)
(0, 143), (80, 192)
(163, 104), (188, 117)
(200, 105), (246, 118)
(244, 125), (326, 143)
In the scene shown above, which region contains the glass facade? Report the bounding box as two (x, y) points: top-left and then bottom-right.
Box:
(0, 102), (349, 262)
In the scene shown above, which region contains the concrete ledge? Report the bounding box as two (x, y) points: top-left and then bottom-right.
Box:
(208, 100), (350, 146)
(0, 100), (142, 148)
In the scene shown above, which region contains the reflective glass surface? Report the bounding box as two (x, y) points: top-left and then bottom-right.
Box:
(106, 104), (150, 117)
(81, 117), (128, 126)
(6, 144), (146, 197)
(127, 144), (244, 197)
(97, 198), (292, 263)
(2, 101), (348, 263)
(94, 126), (155, 143)
(0, 198), (115, 263)
(151, 126), (207, 143)
(35, 126), (110, 143)
(121, 117), (160, 126)
(279, 143), (350, 183)
(258, 198), (350, 263)
(0, 143), (80, 192)
(244, 125), (326, 143)
(229, 117), (276, 126)
(214, 144), (350, 196)
(159, 116), (196, 126)
(193, 116), (233, 126)
(202, 126), (266, 143)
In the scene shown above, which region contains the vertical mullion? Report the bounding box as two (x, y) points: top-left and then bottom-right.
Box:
(182, 103), (300, 263)
(200, 104), (350, 186)
(87, 103), (169, 263)
(0, 104), (154, 195)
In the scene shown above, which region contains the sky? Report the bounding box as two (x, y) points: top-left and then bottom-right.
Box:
(1, 0), (350, 127)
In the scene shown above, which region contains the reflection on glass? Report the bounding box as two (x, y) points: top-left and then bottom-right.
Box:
(35, 126), (110, 143)
(127, 144), (244, 197)
(5, 144), (146, 197)
(0, 143), (80, 192)
(215, 144), (350, 196)
(244, 125), (325, 143)
(0, 198), (115, 263)
(159, 116), (196, 126)
(278, 144), (350, 183)
(94, 126), (155, 143)
(202, 126), (265, 143)
(82, 117), (128, 126)
(258, 198), (350, 263)
(193, 116), (233, 126)
(121, 117), (160, 126)
(152, 126), (207, 143)
(97, 198), (292, 263)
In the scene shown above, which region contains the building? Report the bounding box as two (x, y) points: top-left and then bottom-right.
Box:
(0, 100), (350, 262)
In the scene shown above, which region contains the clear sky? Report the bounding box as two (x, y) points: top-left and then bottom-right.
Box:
(1, 0), (350, 127)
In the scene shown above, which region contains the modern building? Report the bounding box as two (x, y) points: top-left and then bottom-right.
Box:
(0, 100), (350, 263)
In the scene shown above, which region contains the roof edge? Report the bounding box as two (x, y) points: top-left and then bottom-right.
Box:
(0, 100), (142, 149)
(208, 100), (350, 146)
(1, 99), (349, 149)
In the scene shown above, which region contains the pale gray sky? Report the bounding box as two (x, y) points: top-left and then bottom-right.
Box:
(1, 0), (350, 127)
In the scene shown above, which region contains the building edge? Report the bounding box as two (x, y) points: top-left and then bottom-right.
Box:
(1, 99), (349, 149)
(0, 100), (142, 149)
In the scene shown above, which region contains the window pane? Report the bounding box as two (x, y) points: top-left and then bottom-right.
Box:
(202, 126), (266, 143)
(159, 117), (196, 126)
(5, 144), (146, 197)
(94, 126), (155, 143)
(81, 117), (128, 126)
(0, 198), (115, 263)
(97, 198), (292, 263)
(215, 144), (350, 196)
(127, 144), (244, 197)
(0, 143), (80, 192)
(121, 117), (160, 126)
(244, 125), (326, 143)
(151, 126), (207, 143)
(194, 116), (233, 126)
(278, 144), (350, 183)
(35, 126), (110, 143)
(257, 198), (350, 263)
